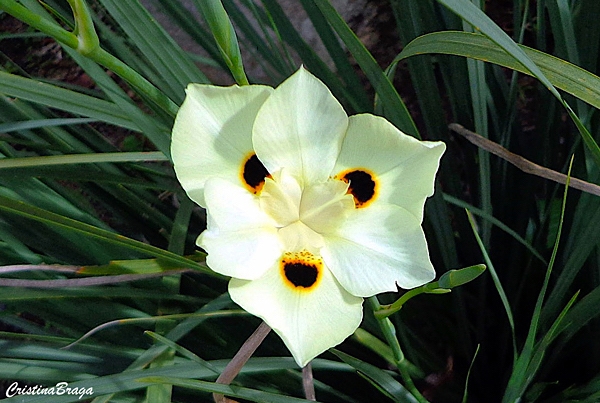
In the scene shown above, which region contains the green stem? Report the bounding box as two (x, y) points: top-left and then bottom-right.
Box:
(90, 48), (179, 116)
(368, 297), (430, 403)
(197, 0), (249, 86)
(374, 285), (430, 319)
(66, 0), (98, 54)
(0, 0), (78, 47)
(0, 0), (179, 117)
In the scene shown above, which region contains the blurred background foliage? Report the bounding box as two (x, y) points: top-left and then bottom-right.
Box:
(0, 0), (600, 402)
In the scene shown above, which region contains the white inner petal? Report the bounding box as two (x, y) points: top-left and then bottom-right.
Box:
(278, 221), (323, 253)
(259, 170), (301, 227)
(300, 179), (354, 234)
(259, 169), (354, 253)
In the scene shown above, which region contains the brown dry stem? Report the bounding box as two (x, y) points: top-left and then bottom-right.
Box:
(213, 321), (271, 403)
(449, 123), (600, 197)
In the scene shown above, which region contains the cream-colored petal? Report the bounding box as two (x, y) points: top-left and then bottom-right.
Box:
(333, 114), (445, 221)
(252, 67), (348, 185)
(322, 203), (435, 297)
(229, 262), (363, 367)
(198, 178), (282, 280)
(171, 84), (273, 206)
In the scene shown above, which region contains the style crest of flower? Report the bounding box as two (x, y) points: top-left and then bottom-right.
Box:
(171, 66), (445, 367)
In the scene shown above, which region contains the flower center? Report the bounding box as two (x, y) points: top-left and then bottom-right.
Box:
(259, 170), (354, 253)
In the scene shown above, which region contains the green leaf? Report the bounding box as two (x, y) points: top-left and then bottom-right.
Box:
(330, 349), (419, 402)
(97, 0), (209, 102)
(258, 0), (363, 112)
(0, 71), (140, 131)
(0, 117), (97, 133)
(444, 194), (547, 264)
(298, 0), (371, 111)
(0, 152), (167, 169)
(399, 28), (600, 165)
(310, 0), (419, 137)
(0, 358), (350, 402)
(140, 376), (316, 403)
(398, 31), (600, 111)
(466, 210), (517, 362)
(502, 158), (574, 403)
(0, 194), (211, 274)
(77, 256), (204, 276)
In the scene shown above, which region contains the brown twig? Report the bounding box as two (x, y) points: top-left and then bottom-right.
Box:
(302, 362), (316, 401)
(0, 264), (191, 288)
(213, 321), (272, 403)
(449, 123), (600, 197)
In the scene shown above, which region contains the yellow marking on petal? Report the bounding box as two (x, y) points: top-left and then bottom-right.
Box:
(335, 168), (378, 208)
(279, 250), (323, 292)
(240, 152), (270, 194)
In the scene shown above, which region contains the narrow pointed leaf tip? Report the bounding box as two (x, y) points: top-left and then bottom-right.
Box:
(171, 66), (445, 366)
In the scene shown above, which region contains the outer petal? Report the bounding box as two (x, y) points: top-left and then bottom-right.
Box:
(229, 265), (363, 367)
(333, 114), (445, 222)
(171, 84), (273, 206)
(198, 178), (283, 280)
(321, 203), (435, 297)
(253, 67), (348, 185)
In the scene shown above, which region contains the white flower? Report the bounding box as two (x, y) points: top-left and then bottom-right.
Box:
(171, 67), (445, 367)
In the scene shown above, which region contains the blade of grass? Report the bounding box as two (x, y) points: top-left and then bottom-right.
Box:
(459, 0), (492, 246)
(462, 345), (480, 403)
(0, 152), (167, 169)
(0, 71), (140, 131)
(330, 349), (419, 403)
(0, 359), (349, 403)
(64, 311), (246, 349)
(0, 167), (177, 190)
(98, 0), (209, 101)
(259, 0), (365, 113)
(298, 0), (371, 112)
(62, 46), (173, 155)
(434, 0), (600, 166)
(154, 0), (227, 71)
(140, 376), (325, 403)
(311, 0), (419, 137)
(168, 193), (195, 255)
(0, 194), (211, 274)
(502, 158), (572, 402)
(444, 194), (547, 264)
(390, 0), (447, 138)
(0, 117), (97, 132)
(466, 209), (517, 363)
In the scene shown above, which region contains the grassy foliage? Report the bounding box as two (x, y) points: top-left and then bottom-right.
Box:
(0, 0), (599, 401)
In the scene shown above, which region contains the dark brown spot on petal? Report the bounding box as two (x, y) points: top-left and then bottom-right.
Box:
(284, 263), (318, 288)
(280, 251), (323, 290)
(336, 169), (377, 208)
(241, 153), (270, 194)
